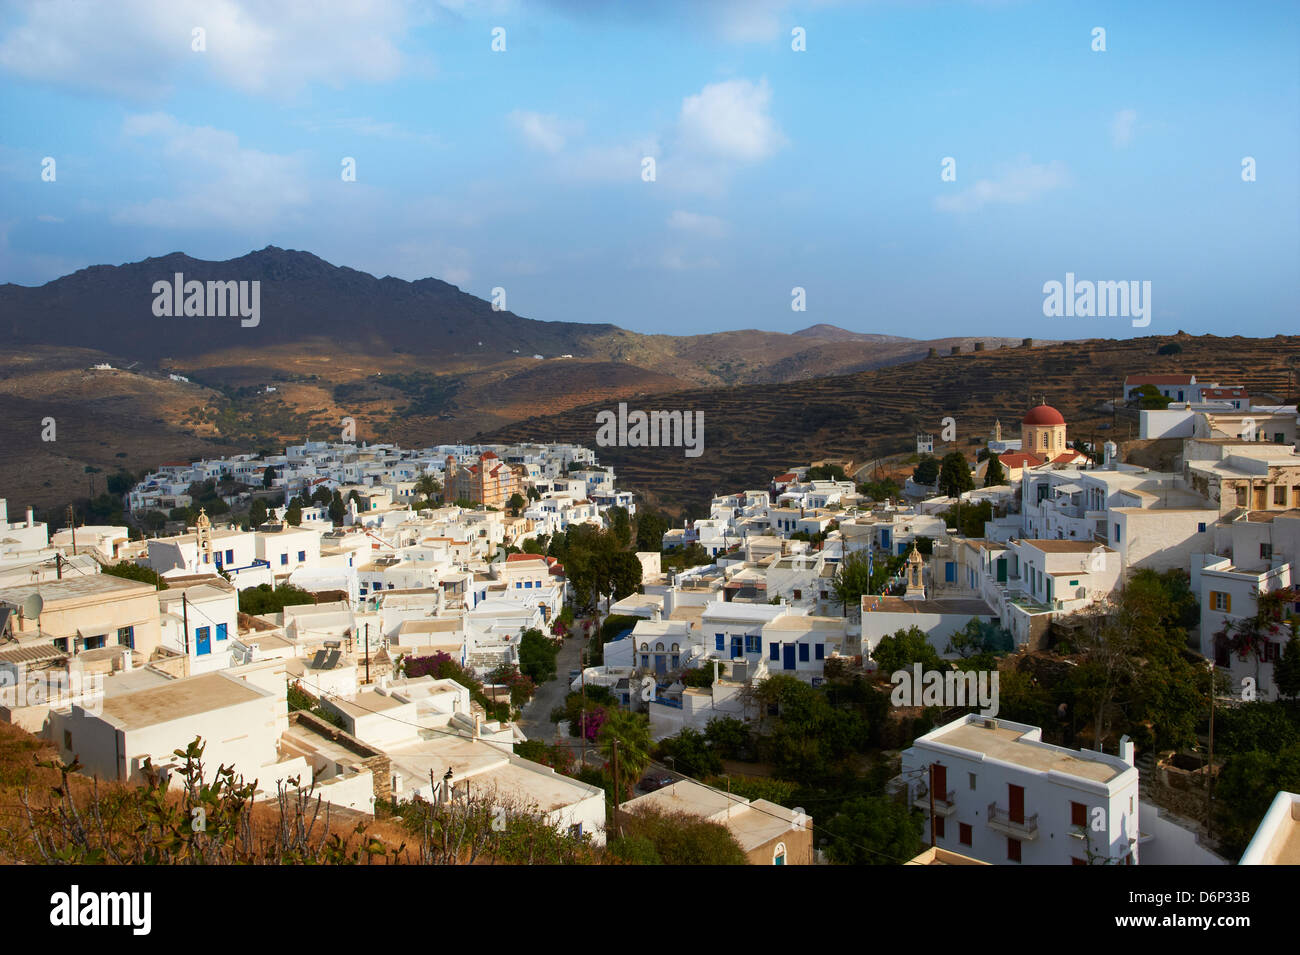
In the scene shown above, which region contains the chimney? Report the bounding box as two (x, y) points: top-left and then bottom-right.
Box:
(0, 499), (7, 525)
(1120, 735), (1135, 766)
(713, 658), (720, 684)
(473, 713), (481, 739)
(26, 507), (34, 528)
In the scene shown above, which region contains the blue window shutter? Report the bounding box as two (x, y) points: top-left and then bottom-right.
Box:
(716, 634), (725, 651)
(216, 623), (227, 641)
(815, 643), (824, 660)
(770, 643), (780, 661)
(799, 643), (809, 662)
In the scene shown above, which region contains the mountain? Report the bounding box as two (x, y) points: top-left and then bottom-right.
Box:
(0, 246), (615, 361)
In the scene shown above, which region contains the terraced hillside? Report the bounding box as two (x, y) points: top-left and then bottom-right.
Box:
(483, 334), (1300, 512)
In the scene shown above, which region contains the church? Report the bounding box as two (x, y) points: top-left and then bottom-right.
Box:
(976, 402), (1090, 484)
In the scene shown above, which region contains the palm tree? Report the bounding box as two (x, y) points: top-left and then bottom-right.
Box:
(414, 474), (442, 502)
(598, 708), (652, 794)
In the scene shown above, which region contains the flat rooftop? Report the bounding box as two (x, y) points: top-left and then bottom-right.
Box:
(927, 719), (1129, 784)
(101, 672), (264, 730)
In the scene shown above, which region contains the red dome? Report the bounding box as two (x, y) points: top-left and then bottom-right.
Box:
(1022, 404), (1065, 426)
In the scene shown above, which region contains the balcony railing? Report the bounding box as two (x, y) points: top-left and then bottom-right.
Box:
(913, 788), (958, 817)
(986, 802), (1039, 839)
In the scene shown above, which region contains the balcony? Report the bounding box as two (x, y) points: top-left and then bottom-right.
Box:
(986, 802), (1040, 839)
(913, 787), (958, 817)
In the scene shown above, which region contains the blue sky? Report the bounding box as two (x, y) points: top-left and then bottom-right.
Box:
(1, 0), (1296, 339)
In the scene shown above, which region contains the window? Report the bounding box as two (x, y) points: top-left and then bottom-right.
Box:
(297, 550), (306, 562)
(773, 842), (787, 865)
(793, 589), (802, 600)
(225, 549), (234, 563)
(1261, 543), (1273, 560)
(1112, 523), (1121, 543)
(280, 553), (288, 566)
(216, 623), (227, 642)
(1197, 523), (1207, 533)
(1211, 591), (1232, 613)
(798, 643), (810, 662)
(63, 731), (72, 751)
(1007, 838), (1021, 863)
(959, 823), (972, 846)
(117, 626), (135, 648)
(770, 643), (780, 661)
(716, 634), (725, 652)
(1071, 801), (1086, 828)
(744, 634), (760, 654)
(641, 655), (649, 668)
(83, 635), (106, 650)
(968, 773), (977, 790)
(1275, 486), (1287, 506)
(815, 643), (825, 660)
(933, 816), (945, 839)
(1236, 486), (1248, 507)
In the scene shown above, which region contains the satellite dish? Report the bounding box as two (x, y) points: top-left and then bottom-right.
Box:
(21, 594), (43, 619)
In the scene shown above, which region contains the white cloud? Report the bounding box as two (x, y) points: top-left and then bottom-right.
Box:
(0, 0), (419, 99)
(933, 156), (1070, 213)
(507, 110), (583, 154)
(678, 77), (785, 162)
(1111, 109), (1138, 148)
(667, 209), (729, 238)
(113, 113), (310, 229)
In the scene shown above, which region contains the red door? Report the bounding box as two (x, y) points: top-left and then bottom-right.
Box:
(1009, 784), (1025, 824)
(932, 764), (947, 797)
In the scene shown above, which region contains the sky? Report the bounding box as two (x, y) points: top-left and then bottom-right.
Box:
(0, 0), (1297, 340)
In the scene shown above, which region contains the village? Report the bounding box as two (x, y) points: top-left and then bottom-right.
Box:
(0, 370), (1298, 867)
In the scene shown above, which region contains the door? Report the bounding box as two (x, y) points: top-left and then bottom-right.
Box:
(931, 764), (947, 798)
(1008, 784), (1025, 824)
(783, 644), (796, 670)
(655, 655), (667, 675)
(881, 529), (891, 550)
(996, 558), (1007, 583)
(731, 636), (743, 658)
(195, 627), (211, 657)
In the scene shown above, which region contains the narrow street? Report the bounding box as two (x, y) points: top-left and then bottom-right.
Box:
(516, 617), (595, 742)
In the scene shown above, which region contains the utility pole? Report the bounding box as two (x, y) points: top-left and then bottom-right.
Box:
(580, 648), (587, 766)
(181, 592), (190, 655)
(364, 622), (370, 685)
(1206, 661), (1216, 839)
(929, 762), (937, 848)
(612, 738), (622, 838)
(54, 553), (63, 580)
(67, 505), (77, 556)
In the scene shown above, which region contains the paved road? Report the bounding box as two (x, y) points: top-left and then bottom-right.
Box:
(517, 622), (593, 742)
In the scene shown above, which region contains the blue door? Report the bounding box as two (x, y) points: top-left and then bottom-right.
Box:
(195, 626), (211, 656)
(655, 655), (667, 675)
(881, 529), (891, 550)
(783, 644), (796, 670)
(731, 636), (742, 659)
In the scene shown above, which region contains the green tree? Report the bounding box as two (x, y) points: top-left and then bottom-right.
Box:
(983, 452), (1006, 487)
(871, 626), (945, 675)
(1134, 384), (1172, 409)
(328, 491), (345, 525)
(517, 628), (559, 684)
(239, 583), (315, 615)
(248, 498), (269, 528)
(608, 506), (632, 549)
(912, 455), (939, 486)
(414, 474), (442, 501)
(106, 471), (135, 496)
(99, 561), (167, 589)
(285, 503), (302, 527)
(938, 451), (974, 498)
(599, 709), (652, 795)
(635, 511), (668, 551)
(704, 716), (753, 760)
(507, 492), (526, 517)
(823, 796), (924, 865)
(831, 548), (874, 615)
(806, 463), (848, 482)
(262, 465), (276, 488)
(1277, 636), (1300, 701)
(616, 806), (747, 865)
(654, 728), (723, 779)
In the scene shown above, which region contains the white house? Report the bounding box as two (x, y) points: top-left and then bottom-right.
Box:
(899, 715), (1141, 865)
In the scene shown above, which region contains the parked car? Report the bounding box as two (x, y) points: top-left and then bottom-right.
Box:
(639, 774), (674, 793)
